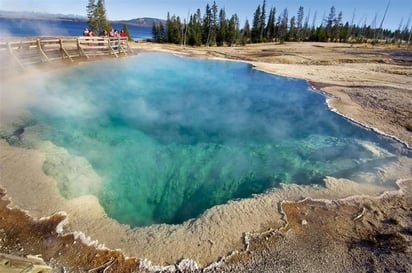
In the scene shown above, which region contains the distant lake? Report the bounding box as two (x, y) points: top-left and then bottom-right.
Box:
(0, 17), (152, 40)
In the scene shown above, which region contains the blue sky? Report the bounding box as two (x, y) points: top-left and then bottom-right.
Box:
(1, 0), (411, 30)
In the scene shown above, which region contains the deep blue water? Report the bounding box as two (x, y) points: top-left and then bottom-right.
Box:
(23, 53), (408, 227)
(0, 17), (152, 40)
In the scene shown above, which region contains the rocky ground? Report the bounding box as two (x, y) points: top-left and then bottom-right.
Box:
(208, 180), (412, 273)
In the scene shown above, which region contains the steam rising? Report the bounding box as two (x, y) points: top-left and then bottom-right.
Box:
(0, 53), (408, 227)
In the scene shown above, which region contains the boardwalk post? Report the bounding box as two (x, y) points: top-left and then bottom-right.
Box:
(108, 37), (119, 58)
(37, 39), (49, 62)
(7, 42), (24, 69)
(77, 38), (89, 59)
(59, 39), (73, 62)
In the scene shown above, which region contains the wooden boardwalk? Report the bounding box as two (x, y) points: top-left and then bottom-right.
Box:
(0, 36), (132, 69)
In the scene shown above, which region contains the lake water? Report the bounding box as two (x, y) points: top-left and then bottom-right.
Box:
(20, 53), (409, 227)
(0, 17), (152, 40)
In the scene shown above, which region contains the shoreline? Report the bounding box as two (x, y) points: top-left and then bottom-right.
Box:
(307, 80), (412, 150)
(0, 41), (411, 271)
(325, 97), (412, 150)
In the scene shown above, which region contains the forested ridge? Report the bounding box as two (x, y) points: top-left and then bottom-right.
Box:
(152, 0), (412, 46)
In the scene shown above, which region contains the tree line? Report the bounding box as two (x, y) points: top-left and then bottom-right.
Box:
(152, 0), (412, 46)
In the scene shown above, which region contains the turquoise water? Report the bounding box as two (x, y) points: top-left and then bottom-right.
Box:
(26, 53), (407, 226)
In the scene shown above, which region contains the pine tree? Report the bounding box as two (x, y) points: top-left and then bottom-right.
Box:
(289, 16), (297, 41)
(316, 25), (327, 42)
(251, 5), (261, 43)
(241, 19), (251, 45)
(340, 22), (350, 42)
(152, 22), (158, 41)
(165, 13), (182, 44)
(188, 9), (202, 46)
(333, 11), (343, 41)
(86, 0), (111, 35)
(259, 0), (267, 39)
(303, 9), (311, 40)
(202, 4), (212, 45)
(326, 6), (336, 41)
(182, 18), (188, 47)
(95, 0), (111, 35)
(266, 7), (276, 41)
(278, 8), (288, 42)
(86, 0), (98, 32)
(296, 6), (304, 41)
(166, 13), (172, 42)
(122, 24), (132, 41)
(209, 1), (219, 46)
(227, 14), (239, 46)
(174, 16), (182, 44)
(217, 8), (227, 46)
(158, 21), (166, 42)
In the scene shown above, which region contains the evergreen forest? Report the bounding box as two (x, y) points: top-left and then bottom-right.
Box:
(151, 0), (412, 46)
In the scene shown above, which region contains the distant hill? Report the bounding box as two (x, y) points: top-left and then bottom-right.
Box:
(0, 11), (164, 27)
(116, 17), (166, 27)
(0, 10), (87, 21)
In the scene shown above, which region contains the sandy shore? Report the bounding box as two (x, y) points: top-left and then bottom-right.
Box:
(0, 42), (411, 272)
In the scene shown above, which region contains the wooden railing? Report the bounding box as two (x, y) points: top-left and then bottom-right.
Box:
(0, 36), (132, 69)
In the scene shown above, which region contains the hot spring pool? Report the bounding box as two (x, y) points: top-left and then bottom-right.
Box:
(18, 53), (409, 227)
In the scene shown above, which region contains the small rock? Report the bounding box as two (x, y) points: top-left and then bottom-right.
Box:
(301, 219), (308, 225)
